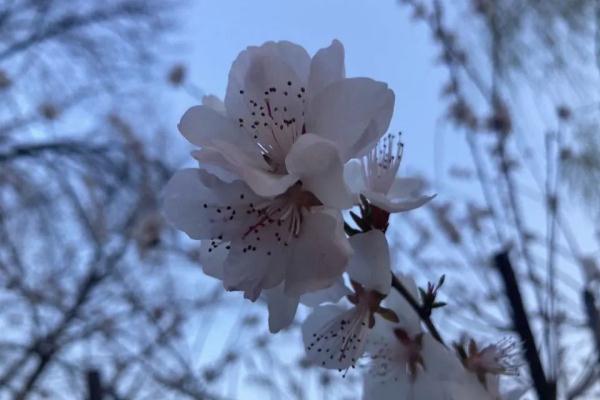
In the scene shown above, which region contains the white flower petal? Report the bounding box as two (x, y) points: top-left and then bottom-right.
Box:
(382, 276), (421, 335)
(343, 158), (368, 196)
(363, 373), (452, 400)
(347, 230), (392, 294)
(262, 41), (311, 82)
(363, 332), (458, 400)
(308, 39), (345, 98)
(447, 378), (494, 400)
(285, 133), (354, 209)
(302, 305), (370, 370)
(223, 209), (350, 301)
(191, 148), (239, 183)
(283, 210), (351, 297)
(209, 139), (299, 197)
(421, 334), (463, 379)
(300, 277), (351, 307)
(264, 284), (300, 333)
(202, 94), (226, 115)
(162, 169), (262, 240)
(387, 177), (427, 199)
(198, 239), (227, 279)
(178, 105), (258, 155)
(362, 374), (410, 400)
(306, 77), (394, 161)
(225, 42), (308, 128)
(366, 191), (436, 213)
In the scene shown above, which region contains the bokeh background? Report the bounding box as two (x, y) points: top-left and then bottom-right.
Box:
(1, 0), (599, 399)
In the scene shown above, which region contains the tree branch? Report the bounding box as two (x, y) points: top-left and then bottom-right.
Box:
(493, 251), (556, 400)
(391, 274), (445, 345)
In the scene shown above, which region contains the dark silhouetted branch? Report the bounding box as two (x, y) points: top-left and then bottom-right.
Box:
(494, 251), (556, 400)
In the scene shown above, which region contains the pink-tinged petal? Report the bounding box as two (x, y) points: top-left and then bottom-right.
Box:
(162, 169), (262, 240)
(366, 191), (436, 213)
(306, 77), (395, 161)
(262, 41), (311, 82)
(225, 42), (308, 130)
(308, 39), (345, 98)
(264, 284), (300, 333)
(178, 105), (258, 155)
(285, 133), (354, 209)
(302, 305), (370, 370)
(209, 139), (299, 197)
(223, 209), (350, 301)
(191, 148), (239, 182)
(347, 230), (392, 294)
(300, 277), (351, 307)
(283, 210), (351, 297)
(198, 239), (227, 280)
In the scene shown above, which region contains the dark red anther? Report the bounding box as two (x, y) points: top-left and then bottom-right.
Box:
(370, 206), (390, 232)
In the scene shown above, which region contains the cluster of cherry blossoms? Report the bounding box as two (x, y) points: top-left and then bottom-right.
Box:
(163, 40), (526, 399)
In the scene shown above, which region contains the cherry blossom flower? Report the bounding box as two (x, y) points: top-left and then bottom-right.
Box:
(362, 278), (463, 399)
(179, 40), (395, 210)
(344, 132), (434, 213)
(301, 230), (397, 370)
(164, 40), (396, 332)
(447, 338), (524, 400)
(164, 169), (351, 310)
(463, 338), (521, 379)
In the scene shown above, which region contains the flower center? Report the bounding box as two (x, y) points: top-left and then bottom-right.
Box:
(393, 329), (425, 380)
(237, 81), (307, 173)
(243, 182), (320, 240)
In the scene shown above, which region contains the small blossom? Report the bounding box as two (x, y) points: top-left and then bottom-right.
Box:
(302, 230), (395, 371)
(362, 279), (463, 400)
(344, 132), (434, 213)
(449, 338), (524, 400)
(463, 338), (522, 378)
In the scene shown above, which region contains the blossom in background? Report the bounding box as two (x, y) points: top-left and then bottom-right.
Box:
(302, 230), (397, 370)
(362, 277), (462, 399)
(164, 39), (395, 332)
(344, 132), (434, 213)
(448, 338), (525, 400)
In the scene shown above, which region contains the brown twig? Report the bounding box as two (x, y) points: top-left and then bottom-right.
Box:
(391, 274), (445, 345)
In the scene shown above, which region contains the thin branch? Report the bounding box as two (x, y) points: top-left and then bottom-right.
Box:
(493, 251), (555, 400)
(391, 274), (445, 345)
